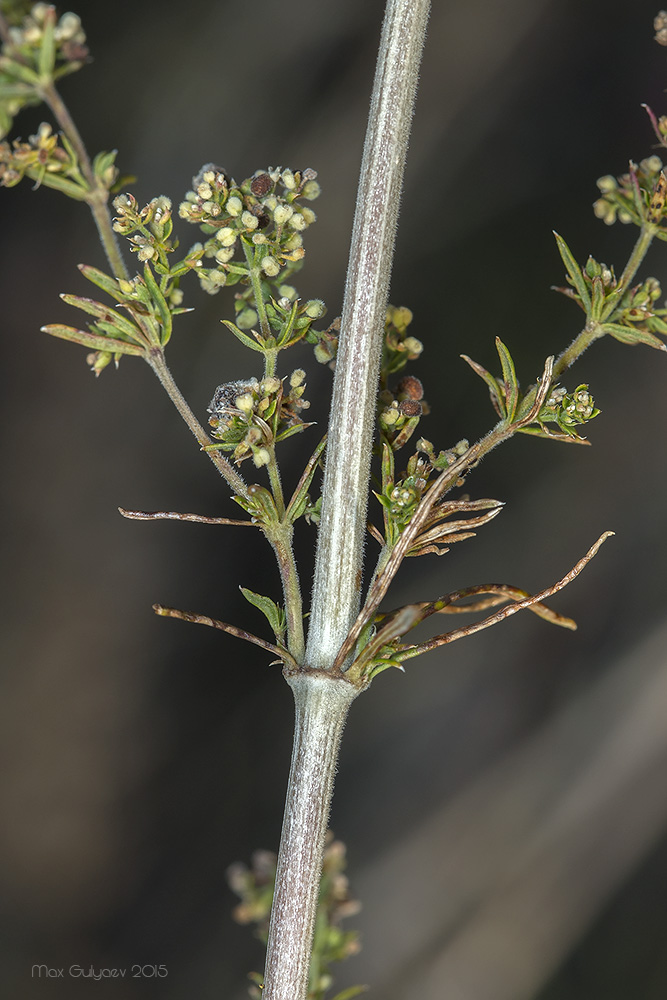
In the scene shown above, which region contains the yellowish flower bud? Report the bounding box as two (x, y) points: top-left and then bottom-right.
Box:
(273, 204), (294, 226)
(262, 256), (281, 277)
(241, 211), (259, 230)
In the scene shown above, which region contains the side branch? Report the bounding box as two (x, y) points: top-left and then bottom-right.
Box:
(119, 507), (256, 527)
(334, 357), (555, 670)
(399, 531), (614, 660)
(153, 604), (297, 670)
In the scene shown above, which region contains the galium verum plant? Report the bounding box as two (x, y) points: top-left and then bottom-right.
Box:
(2, 2), (667, 998)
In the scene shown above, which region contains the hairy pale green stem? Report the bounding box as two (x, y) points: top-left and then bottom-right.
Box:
(306, 0), (431, 670)
(39, 80), (129, 280)
(147, 349), (249, 498)
(262, 3), (431, 998)
(265, 523), (305, 664)
(262, 674), (358, 1000)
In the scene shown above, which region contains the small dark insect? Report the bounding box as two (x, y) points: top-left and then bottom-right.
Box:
(207, 379), (259, 430)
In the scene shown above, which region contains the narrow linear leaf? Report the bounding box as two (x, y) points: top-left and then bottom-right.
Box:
(553, 232), (591, 311)
(59, 294), (141, 340)
(239, 588), (285, 642)
(381, 440), (395, 492)
(27, 171), (89, 200)
(518, 425), (591, 444)
(78, 264), (127, 302)
(38, 10), (56, 77)
(460, 354), (505, 417)
(0, 82), (37, 99)
(0, 58), (40, 85)
(495, 337), (519, 422)
(275, 421), (316, 443)
(601, 323), (667, 351)
(222, 319), (266, 353)
(42, 324), (144, 355)
(143, 263), (172, 345)
(285, 435), (327, 524)
(589, 275), (605, 321)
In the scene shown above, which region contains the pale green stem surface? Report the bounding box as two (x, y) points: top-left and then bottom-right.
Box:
(39, 80), (129, 280)
(148, 349), (249, 498)
(262, 674), (358, 1000)
(306, 0), (432, 671)
(262, 3), (432, 999)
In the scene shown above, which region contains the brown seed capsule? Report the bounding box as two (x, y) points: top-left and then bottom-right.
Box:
(250, 173), (273, 197)
(399, 399), (422, 417)
(249, 202), (271, 228)
(397, 375), (424, 400)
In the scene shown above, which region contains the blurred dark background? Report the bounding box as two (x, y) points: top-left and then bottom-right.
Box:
(1, 1), (667, 998)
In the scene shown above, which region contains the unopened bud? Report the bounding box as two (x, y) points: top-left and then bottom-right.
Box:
(262, 256), (281, 277)
(273, 204), (294, 226)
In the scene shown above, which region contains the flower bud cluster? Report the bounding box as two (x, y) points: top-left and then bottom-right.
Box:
(1, 122), (120, 195)
(594, 157), (667, 229)
(378, 375), (427, 451)
(112, 193), (174, 262)
(616, 276), (667, 339)
(0, 122), (71, 187)
(207, 370), (311, 467)
(308, 316), (340, 366)
(227, 834), (360, 998)
(0, 5), (88, 138)
(178, 164), (320, 294)
(381, 305), (423, 381)
(379, 455), (430, 528)
(416, 437), (470, 471)
(539, 384), (600, 436)
(7, 4), (87, 55)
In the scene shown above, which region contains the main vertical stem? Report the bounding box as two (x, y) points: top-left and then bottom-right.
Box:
(262, 3), (431, 999)
(306, 0), (431, 669)
(263, 675), (358, 1000)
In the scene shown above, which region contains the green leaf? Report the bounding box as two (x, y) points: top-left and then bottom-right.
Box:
(381, 439), (395, 492)
(240, 588), (285, 642)
(495, 337), (519, 422)
(38, 9), (56, 78)
(41, 324), (144, 356)
(367, 655), (406, 680)
(589, 275), (605, 321)
(0, 81), (36, 99)
(553, 232), (591, 312)
(59, 294), (141, 341)
(275, 421), (314, 443)
(78, 265), (127, 302)
(460, 354), (505, 417)
(143, 262), (172, 345)
(518, 425), (591, 445)
(0, 57), (40, 86)
(285, 435), (326, 524)
(600, 323), (667, 351)
(222, 319), (266, 352)
(26, 170), (89, 200)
